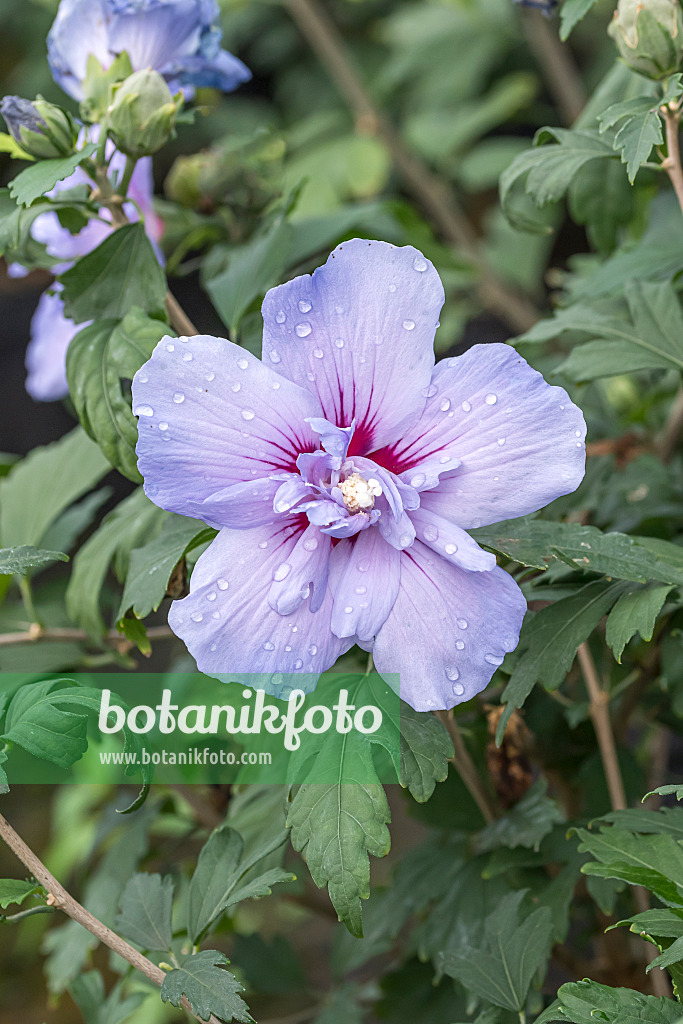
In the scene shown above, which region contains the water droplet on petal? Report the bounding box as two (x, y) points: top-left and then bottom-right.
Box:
(172, 392), (185, 404)
(306, 371), (315, 382)
(241, 408), (255, 421)
(134, 404), (154, 417)
(413, 255), (428, 272)
(205, 372), (215, 382)
(461, 400), (471, 412)
(271, 381), (281, 390)
(485, 653), (504, 666)
(231, 382), (241, 393)
(294, 659), (303, 670)
(273, 562), (291, 582)
(313, 348), (324, 359)
(296, 322), (312, 338)
(206, 592), (217, 602)
(334, 337), (344, 349)
(308, 644), (318, 656)
(410, 472), (426, 488)
(165, 342), (175, 352)
(335, 304), (344, 314)
(159, 421), (168, 431)
(182, 352), (192, 362)
(439, 455), (451, 464)
(303, 536), (318, 551)
(485, 393), (497, 405)
(457, 618), (468, 629)
(190, 611), (203, 622)
(357, 562), (369, 572)
(402, 319), (415, 331)
(298, 299), (312, 313)
(445, 543), (458, 555)
(213, 579), (229, 593)
(575, 430), (582, 438)
(440, 398), (451, 412)
(355, 585), (367, 595)
(400, 534), (413, 547)
(344, 605), (353, 614)
(210, 642), (217, 652)
(423, 524), (438, 542)
(285, 645), (292, 652)
(269, 349), (281, 363)
(263, 641), (275, 651)
(497, 437), (506, 446)
(446, 666), (460, 681)
(421, 384), (438, 398)
(137, 372), (148, 383)
(452, 682), (465, 696)
(388, 283), (396, 293)
(237, 358), (249, 369)
(276, 310), (286, 324)
(455, 640), (465, 650)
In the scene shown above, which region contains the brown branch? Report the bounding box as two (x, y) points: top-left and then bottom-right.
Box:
(656, 385), (683, 463)
(577, 644), (672, 998)
(0, 813), (223, 1023)
(284, 0), (541, 334)
(0, 625), (175, 648)
(662, 104), (683, 216)
(165, 291), (199, 337)
(520, 8), (586, 126)
(435, 710), (499, 824)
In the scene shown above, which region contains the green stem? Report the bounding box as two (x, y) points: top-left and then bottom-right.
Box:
(117, 154), (137, 198)
(18, 577), (40, 629)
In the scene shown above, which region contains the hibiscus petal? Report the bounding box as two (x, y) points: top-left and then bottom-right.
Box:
(168, 522), (352, 696)
(26, 288), (86, 402)
(383, 344), (586, 528)
(329, 528), (401, 642)
(133, 334), (324, 527)
(261, 239), (444, 452)
(371, 541), (527, 711)
(409, 508), (497, 572)
(268, 524), (331, 615)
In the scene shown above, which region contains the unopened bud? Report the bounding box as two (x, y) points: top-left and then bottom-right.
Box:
(108, 69), (181, 157)
(608, 0), (683, 79)
(0, 95), (78, 159)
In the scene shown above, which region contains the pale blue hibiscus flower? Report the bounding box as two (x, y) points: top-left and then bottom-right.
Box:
(132, 240), (586, 711)
(47, 0), (251, 101)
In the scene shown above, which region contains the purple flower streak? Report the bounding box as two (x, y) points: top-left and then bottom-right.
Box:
(132, 239), (586, 711)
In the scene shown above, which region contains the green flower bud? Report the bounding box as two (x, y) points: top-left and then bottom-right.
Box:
(108, 69), (182, 158)
(608, 0), (683, 79)
(0, 95), (78, 159)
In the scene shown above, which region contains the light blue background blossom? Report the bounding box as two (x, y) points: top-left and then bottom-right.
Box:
(47, 0), (251, 100)
(22, 141), (162, 401)
(133, 240), (586, 711)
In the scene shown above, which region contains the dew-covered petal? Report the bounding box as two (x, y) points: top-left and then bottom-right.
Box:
(409, 507), (497, 572)
(194, 475), (293, 529)
(383, 344), (586, 528)
(168, 522), (352, 695)
(371, 541), (527, 711)
(47, 0), (112, 99)
(329, 528), (401, 642)
(268, 524), (331, 615)
(133, 334), (324, 526)
(26, 288), (87, 402)
(307, 417), (353, 461)
(273, 475), (313, 516)
(261, 239), (444, 452)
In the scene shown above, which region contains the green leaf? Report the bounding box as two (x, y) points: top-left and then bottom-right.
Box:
(66, 489), (163, 637)
(59, 222), (167, 323)
(186, 825), (291, 943)
(471, 517), (683, 583)
(0, 545), (68, 576)
(440, 890), (553, 1011)
(498, 581), (628, 740)
(475, 779), (563, 854)
(598, 98), (662, 183)
(8, 144), (97, 207)
(559, 0), (602, 39)
(518, 280), (683, 380)
(117, 513), (214, 623)
(0, 426), (110, 548)
(66, 308), (170, 481)
(0, 879), (41, 909)
(204, 216), (292, 336)
(160, 950), (252, 1023)
(114, 873), (174, 952)
(648, 785), (683, 802)
(287, 678), (393, 936)
(0, 132), (32, 160)
(500, 127), (615, 233)
(576, 826), (683, 907)
(362, 674), (452, 802)
(68, 971), (147, 1024)
(605, 584), (674, 662)
(534, 979), (683, 1023)
(617, 908), (683, 940)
